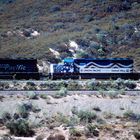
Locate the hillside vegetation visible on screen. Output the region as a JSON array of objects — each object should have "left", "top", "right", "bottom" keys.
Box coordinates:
[{"left": 0, "top": 0, "right": 140, "bottom": 69}]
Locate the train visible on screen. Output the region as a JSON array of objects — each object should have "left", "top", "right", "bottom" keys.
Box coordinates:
[
  {"left": 0, "top": 59, "right": 39, "bottom": 80},
  {"left": 50, "top": 58, "right": 140, "bottom": 80},
  {"left": 0, "top": 58, "right": 139, "bottom": 80}
]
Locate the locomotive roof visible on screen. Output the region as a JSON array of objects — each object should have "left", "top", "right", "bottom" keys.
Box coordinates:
[
  {"left": 0, "top": 58, "right": 36, "bottom": 60},
  {"left": 64, "top": 58, "right": 133, "bottom": 63},
  {"left": 74, "top": 58, "right": 132, "bottom": 60}
]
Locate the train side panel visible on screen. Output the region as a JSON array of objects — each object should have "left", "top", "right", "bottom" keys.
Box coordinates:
[
  {"left": 50, "top": 58, "right": 140, "bottom": 80},
  {"left": 73, "top": 58, "right": 133, "bottom": 74},
  {"left": 0, "top": 59, "right": 39, "bottom": 79}
]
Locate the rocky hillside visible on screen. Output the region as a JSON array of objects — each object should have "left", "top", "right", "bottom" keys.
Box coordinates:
[{"left": 0, "top": 0, "right": 140, "bottom": 69}]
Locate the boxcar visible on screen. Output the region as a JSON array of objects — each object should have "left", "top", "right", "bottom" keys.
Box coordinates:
[{"left": 0, "top": 59, "right": 39, "bottom": 79}]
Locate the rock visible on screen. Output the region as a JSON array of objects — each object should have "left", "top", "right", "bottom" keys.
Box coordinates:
[
  {"left": 84, "top": 15, "right": 93, "bottom": 22},
  {"left": 22, "top": 30, "right": 31, "bottom": 37},
  {"left": 92, "top": 106, "right": 101, "bottom": 112},
  {"left": 21, "top": 28, "right": 40, "bottom": 38},
  {"left": 49, "top": 5, "right": 61, "bottom": 12},
  {"left": 133, "top": 131, "right": 140, "bottom": 140}
]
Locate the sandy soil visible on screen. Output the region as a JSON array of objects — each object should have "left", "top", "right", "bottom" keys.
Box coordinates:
[{"left": 0, "top": 91, "right": 140, "bottom": 140}]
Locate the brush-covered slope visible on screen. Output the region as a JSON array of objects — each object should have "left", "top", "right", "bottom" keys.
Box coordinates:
[{"left": 0, "top": 0, "right": 140, "bottom": 69}]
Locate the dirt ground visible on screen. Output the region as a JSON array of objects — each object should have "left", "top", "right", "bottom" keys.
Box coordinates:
[{"left": 0, "top": 90, "right": 140, "bottom": 140}]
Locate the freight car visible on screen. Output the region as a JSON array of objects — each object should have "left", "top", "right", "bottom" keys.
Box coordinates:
[
  {"left": 0, "top": 59, "right": 39, "bottom": 79},
  {"left": 49, "top": 58, "right": 140, "bottom": 80}
]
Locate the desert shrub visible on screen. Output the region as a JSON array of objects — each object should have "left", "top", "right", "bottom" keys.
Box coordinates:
[
  {"left": 47, "top": 82, "right": 58, "bottom": 89},
  {"left": 57, "top": 80, "right": 68, "bottom": 89},
  {"left": 25, "top": 82, "right": 37, "bottom": 90},
  {"left": 1, "top": 112, "right": 12, "bottom": 122},
  {"left": 76, "top": 50, "right": 89, "bottom": 58},
  {"left": 53, "top": 22, "right": 65, "bottom": 30},
  {"left": 98, "top": 80, "right": 125, "bottom": 91},
  {"left": 54, "top": 112, "right": 69, "bottom": 124},
  {"left": 89, "top": 41, "right": 101, "bottom": 50},
  {"left": 107, "top": 91, "right": 119, "bottom": 98},
  {"left": 69, "top": 127, "right": 83, "bottom": 137},
  {"left": 103, "top": 112, "right": 114, "bottom": 119},
  {"left": 39, "top": 94, "right": 49, "bottom": 99},
  {"left": 67, "top": 80, "right": 80, "bottom": 90},
  {"left": 0, "top": 82, "right": 9, "bottom": 90},
  {"left": 123, "top": 110, "right": 140, "bottom": 121},
  {"left": 39, "top": 83, "right": 48, "bottom": 89},
  {"left": 71, "top": 106, "right": 78, "bottom": 115},
  {"left": 97, "top": 81, "right": 112, "bottom": 90},
  {"left": 96, "top": 117, "right": 106, "bottom": 124},
  {"left": 86, "top": 79, "right": 136, "bottom": 91},
  {"left": 76, "top": 110, "right": 97, "bottom": 123},
  {"left": 18, "top": 103, "right": 31, "bottom": 118},
  {"left": 18, "top": 102, "right": 40, "bottom": 118},
  {"left": 114, "top": 78, "right": 125, "bottom": 89},
  {"left": 96, "top": 30, "right": 108, "bottom": 44},
  {"left": 27, "top": 92, "right": 39, "bottom": 100},
  {"left": 85, "top": 123, "right": 99, "bottom": 137},
  {"left": 67, "top": 116, "right": 80, "bottom": 127},
  {"left": 86, "top": 79, "right": 99, "bottom": 90},
  {"left": 124, "top": 80, "right": 136, "bottom": 89},
  {"left": 53, "top": 87, "right": 68, "bottom": 98},
  {"left": 6, "top": 118, "right": 34, "bottom": 136},
  {"left": 97, "top": 48, "right": 106, "bottom": 57}
]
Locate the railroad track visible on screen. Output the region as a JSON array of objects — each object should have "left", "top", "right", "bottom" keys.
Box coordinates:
[{"left": 0, "top": 90, "right": 140, "bottom": 96}]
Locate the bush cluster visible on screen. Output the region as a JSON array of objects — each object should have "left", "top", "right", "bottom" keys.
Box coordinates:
[
  {"left": 76, "top": 110, "right": 97, "bottom": 123},
  {"left": 0, "top": 79, "right": 137, "bottom": 91},
  {"left": 0, "top": 102, "right": 40, "bottom": 136},
  {"left": 6, "top": 118, "right": 34, "bottom": 136}
]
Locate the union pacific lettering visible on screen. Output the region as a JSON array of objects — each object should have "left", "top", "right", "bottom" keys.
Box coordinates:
[{"left": 0, "top": 64, "right": 26, "bottom": 71}]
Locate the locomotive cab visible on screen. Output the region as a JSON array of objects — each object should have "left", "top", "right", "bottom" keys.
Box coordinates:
[{"left": 49, "top": 58, "right": 76, "bottom": 79}]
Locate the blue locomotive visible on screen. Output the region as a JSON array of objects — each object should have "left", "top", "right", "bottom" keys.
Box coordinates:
[{"left": 49, "top": 58, "right": 139, "bottom": 80}]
